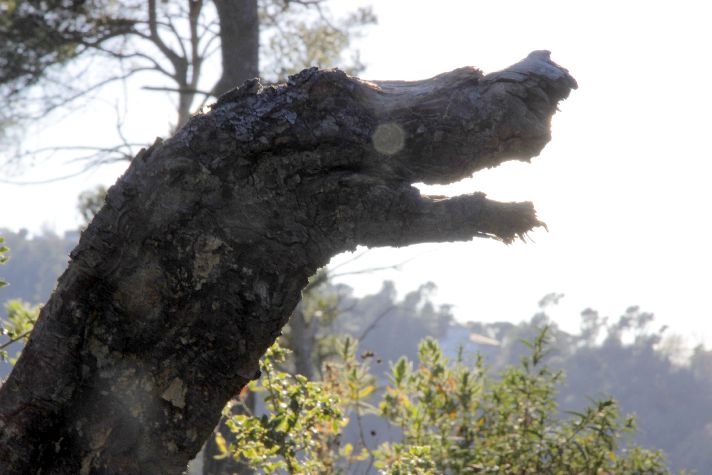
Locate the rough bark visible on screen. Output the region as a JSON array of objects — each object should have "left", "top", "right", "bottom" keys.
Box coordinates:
[{"left": 0, "top": 51, "right": 576, "bottom": 474}]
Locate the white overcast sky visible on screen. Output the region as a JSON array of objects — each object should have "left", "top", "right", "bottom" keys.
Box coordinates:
[{"left": 1, "top": 1, "right": 711, "bottom": 344}]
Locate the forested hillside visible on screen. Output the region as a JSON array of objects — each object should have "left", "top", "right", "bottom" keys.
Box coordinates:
[
  {"left": 0, "top": 228, "right": 77, "bottom": 306},
  {"left": 288, "top": 280, "right": 712, "bottom": 473},
  {"left": 2, "top": 232, "right": 711, "bottom": 472}
]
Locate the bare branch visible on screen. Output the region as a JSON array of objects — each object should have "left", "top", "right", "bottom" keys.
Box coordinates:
[
  {"left": 358, "top": 306, "right": 398, "bottom": 342},
  {"left": 165, "top": 11, "right": 189, "bottom": 60},
  {"left": 4, "top": 66, "right": 159, "bottom": 128},
  {"left": 81, "top": 43, "right": 176, "bottom": 81},
  {"left": 286, "top": 0, "right": 326, "bottom": 7},
  {"left": 113, "top": 100, "right": 137, "bottom": 159},
  {"left": 198, "top": 28, "right": 221, "bottom": 60},
  {"left": 3, "top": 142, "right": 139, "bottom": 180},
  {"left": 198, "top": 16, "right": 221, "bottom": 38},
  {"left": 0, "top": 158, "right": 122, "bottom": 185},
  {"left": 40, "top": 67, "right": 158, "bottom": 117},
  {"left": 141, "top": 85, "right": 213, "bottom": 96},
  {"left": 147, "top": 0, "right": 187, "bottom": 77},
  {"left": 329, "top": 256, "right": 418, "bottom": 279},
  {"left": 0, "top": 330, "right": 34, "bottom": 351}
]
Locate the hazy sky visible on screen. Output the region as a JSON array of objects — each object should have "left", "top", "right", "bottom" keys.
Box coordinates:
[{"left": 2, "top": 1, "right": 711, "bottom": 344}]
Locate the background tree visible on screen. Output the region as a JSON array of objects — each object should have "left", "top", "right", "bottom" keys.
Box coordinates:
[
  {"left": 0, "top": 0, "right": 375, "bottom": 166},
  {"left": 458, "top": 299, "right": 712, "bottom": 474}
]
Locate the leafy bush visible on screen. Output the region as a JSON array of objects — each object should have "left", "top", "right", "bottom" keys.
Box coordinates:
[
  {"left": 0, "top": 238, "right": 40, "bottom": 365},
  {"left": 0, "top": 236, "right": 8, "bottom": 288},
  {"left": 0, "top": 299, "right": 39, "bottom": 364},
  {"left": 219, "top": 328, "right": 676, "bottom": 474}
]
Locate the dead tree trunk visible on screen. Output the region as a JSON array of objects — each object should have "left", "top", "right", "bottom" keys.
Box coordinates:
[{"left": 0, "top": 51, "right": 576, "bottom": 474}]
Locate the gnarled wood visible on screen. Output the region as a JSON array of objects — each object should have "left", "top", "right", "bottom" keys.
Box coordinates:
[{"left": 0, "top": 51, "right": 576, "bottom": 474}]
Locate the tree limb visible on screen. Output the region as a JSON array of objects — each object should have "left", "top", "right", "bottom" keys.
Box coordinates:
[
  {"left": 147, "top": 0, "right": 186, "bottom": 75},
  {"left": 0, "top": 51, "right": 576, "bottom": 474}
]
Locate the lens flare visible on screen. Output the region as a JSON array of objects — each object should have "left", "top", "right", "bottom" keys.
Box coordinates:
[{"left": 372, "top": 122, "right": 405, "bottom": 156}]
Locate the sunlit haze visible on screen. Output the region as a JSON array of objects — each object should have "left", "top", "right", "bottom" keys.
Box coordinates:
[{"left": 2, "top": 1, "right": 711, "bottom": 346}]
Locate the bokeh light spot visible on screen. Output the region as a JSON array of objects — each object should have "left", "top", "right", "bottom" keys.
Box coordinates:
[{"left": 372, "top": 122, "right": 405, "bottom": 156}]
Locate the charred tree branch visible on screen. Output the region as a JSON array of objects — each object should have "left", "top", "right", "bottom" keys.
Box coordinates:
[{"left": 0, "top": 51, "right": 576, "bottom": 474}]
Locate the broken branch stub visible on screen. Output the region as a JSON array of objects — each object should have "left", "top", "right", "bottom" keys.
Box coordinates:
[{"left": 0, "top": 51, "right": 576, "bottom": 474}]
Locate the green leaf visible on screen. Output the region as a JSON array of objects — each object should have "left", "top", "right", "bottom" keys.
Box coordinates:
[
  {"left": 213, "top": 432, "right": 229, "bottom": 459},
  {"left": 357, "top": 384, "right": 375, "bottom": 399}
]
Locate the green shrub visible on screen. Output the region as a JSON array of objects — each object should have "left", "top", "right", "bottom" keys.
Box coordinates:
[{"left": 220, "top": 327, "right": 675, "bottom": 474}]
